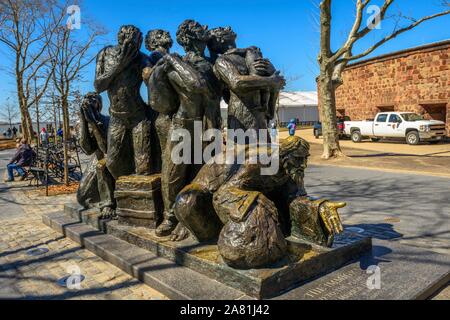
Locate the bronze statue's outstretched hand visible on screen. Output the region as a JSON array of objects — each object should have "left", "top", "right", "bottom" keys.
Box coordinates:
[{"left": 319, "top": 201, "right": 345, "bottom": 235}]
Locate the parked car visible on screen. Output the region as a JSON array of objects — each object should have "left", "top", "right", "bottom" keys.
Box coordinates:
[
  {"left": 314, "top": 117, "right": 350, "bottom": 139},
  {"left": 344, "top": 112, "right": 446, "bottom": 145}
]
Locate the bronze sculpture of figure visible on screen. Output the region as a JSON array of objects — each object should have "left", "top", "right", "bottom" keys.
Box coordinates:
[
  {"left": 207, "top": 27, "right": 237, "bottom": 65},
  {"left": 73, "top": 22, "right": 350, "bottom": 272},
  {"left": 206, "top": 26, "right": 237, "bottom": 109},
  {"left": 174, "top": 136, "right": 345, "bottom": 269},
  {"left": 143, "top": 29, "right": 175, "bottom": 173},
  {"left": 212, "top": 34, "right": 285, "bottom": 132},
  {"left": 77, "top": 93, "right": 116, "bottom": 219},
  {"left": 150, "top": 20, "right": 210, "bottom": 237},
  {"left": 94, "top": 25, "right": 153, "bottom": 179}
]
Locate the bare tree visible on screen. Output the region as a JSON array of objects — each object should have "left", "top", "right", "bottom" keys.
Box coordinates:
[
  {"left": 318, "top": 0, "right": 450, "bottom": 159},
  {"left": 0, "top": 98, "right": 20, "bottom": 131},
  {"left": 48, "top": 2, "right": 104, "bottom": 184},
  {"left": 0, "top": 0, "right": 65, "bottom": 141}
]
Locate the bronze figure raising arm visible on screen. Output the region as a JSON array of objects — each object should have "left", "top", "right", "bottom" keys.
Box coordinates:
[
  {"left": 165, "top": 54, "right": 208, "bottom": 94},
  {"left": 94, "top": 41, "right": 139, "bottom": 93}
]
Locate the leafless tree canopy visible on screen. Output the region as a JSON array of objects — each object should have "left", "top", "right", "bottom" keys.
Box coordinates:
[
  {"left": 0, "top": 99, "right": 20, "bottom": 127},
  {"left": 48, "top": 1, "right": 105, "bottom": 185},
  {"left": 0, "top": 0, "right": 65, "bottom": 140}
]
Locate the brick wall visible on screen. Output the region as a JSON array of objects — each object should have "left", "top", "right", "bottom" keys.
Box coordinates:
[{"left": 327, "top": 41, "right": 450, "bottom": 135}]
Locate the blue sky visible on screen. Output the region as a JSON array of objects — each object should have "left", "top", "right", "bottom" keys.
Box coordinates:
[{"left": 0, "top": 0, "right": 449, "bottom": 117}]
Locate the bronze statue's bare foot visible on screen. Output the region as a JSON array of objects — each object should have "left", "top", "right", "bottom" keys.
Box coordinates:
[
  {"left": 170, "top": 224, "right": 191, "bottom": 242},
  {"left": 100, "top": 207, "right": 117, "bottom": 220},
  {"left": 155, "top": 218, "right": 177, "bottom": 237}
]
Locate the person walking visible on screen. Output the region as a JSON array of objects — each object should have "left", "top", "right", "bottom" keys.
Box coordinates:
[
  {"left": 57, "top": 127, "right": 64, "bottom": 142},
  {"left": 6, "top": 128, "right": 12, "bottom": 138},
  {"left": 12, "top": 126, "right": 18, "bottom": 138},
  {"left": 5, "top": 139, "right": 34, "bottom": 182},
  {"left": 287, "top": 119, "right": 297, "bottom": 137},
  {"left": 40, "top": 128, "right": 49, "bottom": 147}
]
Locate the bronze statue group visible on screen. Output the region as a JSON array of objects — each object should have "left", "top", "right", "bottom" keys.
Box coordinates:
[{"left": 77, "top": 20, "right": 345, "bottom": 269}]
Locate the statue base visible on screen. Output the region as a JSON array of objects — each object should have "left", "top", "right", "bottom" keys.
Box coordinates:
[
  {"left": 114, "top": 175, "right": 163, "bottom": 229},
  {"left": 60, "top": 203, "right": 371, "bottom": 299},
  {"left": 44, "top": 204, "right": 450, "bottom": 300}
]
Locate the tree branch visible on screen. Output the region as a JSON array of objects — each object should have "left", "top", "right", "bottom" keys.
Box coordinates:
[
  {"left": 338, "top": 9, "right": 450, "bottom": 64},
  {"left": 330, "top": 0, "right": 371, "bottom": 63}
]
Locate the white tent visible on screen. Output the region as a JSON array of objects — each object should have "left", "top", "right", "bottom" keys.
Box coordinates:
[
  {"left": 277, "top": 91, "right": 319, "bottom": 125},
  {"left": 220, "top": 91, "right": 319, "bottom": 126}
]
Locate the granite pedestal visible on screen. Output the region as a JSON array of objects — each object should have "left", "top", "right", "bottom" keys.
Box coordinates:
[
  {"left": 60, "top": 203, "right": 371, "bottom": 299},
  {"left": 43, "top": 203, "right": 449, "bottom": 300}
]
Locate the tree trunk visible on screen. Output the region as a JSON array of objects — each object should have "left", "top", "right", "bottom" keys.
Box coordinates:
[
  {"left": 16, "top": 73, "right": 34, "bottom": 142},
  {"left": 319, "top": 69, "right": 344, "bottom": 159},
  {"left": 318, "top": 0, "right": 344, "bottom": 160},
  {"left": 18, "top": 105, "right": 34, "bottom": 142},
  {"left": 27, "top": 111, "right": 34, "bottom": 141}
]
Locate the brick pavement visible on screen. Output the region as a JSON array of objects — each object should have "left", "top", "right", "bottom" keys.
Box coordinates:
[{"left": 0, "top": 183, "right": 167, "bottom": 300}]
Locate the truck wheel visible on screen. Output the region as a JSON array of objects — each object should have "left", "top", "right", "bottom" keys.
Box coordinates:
[
  {"left": 351, "top": 131, "right": 362, "bottom": 143},
  {"left": 406, "top": 131, "right": 420, "bottom": 145}
]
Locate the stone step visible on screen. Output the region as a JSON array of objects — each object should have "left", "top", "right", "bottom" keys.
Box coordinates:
[
  {"left": 44, "top": 209, "right": 450, "bottom": 300},
  {"left": 43, "top": 212, "right": 251, "bottom": 300},
  {"left": 55, "top": 204, "right": 374, "bottom": 299}
]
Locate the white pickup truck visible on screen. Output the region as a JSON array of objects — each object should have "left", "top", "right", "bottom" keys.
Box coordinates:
[{"left": 344, "top": 112, "right": 447, "bottom": 145}]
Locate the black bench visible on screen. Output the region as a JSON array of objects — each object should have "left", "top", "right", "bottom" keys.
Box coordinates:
[{"left": 27, "top": 167, "right": 46, "bottom": 187}]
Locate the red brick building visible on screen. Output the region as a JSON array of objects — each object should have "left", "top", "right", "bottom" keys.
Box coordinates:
[{"left": 332, "top": 40, "right": 450, "bottom": 135}]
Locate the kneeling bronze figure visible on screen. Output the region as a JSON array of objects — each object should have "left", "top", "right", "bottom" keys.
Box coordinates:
[{"left": 173, "top": 136, "right": 346, "bottom": 269}]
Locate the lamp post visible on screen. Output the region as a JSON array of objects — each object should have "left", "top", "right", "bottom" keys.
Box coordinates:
[{"left": 6, "top": 97, "right": 12, "bottom": 133}]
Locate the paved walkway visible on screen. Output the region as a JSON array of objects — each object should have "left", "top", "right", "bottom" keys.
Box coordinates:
[
  {"left": 0, "top": 181, "right": 167, "bottom": 300},
  {"left": 305, "top": 165, "right": 450, "bottom": 256}
]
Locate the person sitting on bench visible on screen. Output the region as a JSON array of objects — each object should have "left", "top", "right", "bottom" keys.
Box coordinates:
[{"left": 5, "top": 139, "right": 34, "bottom": 182}]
